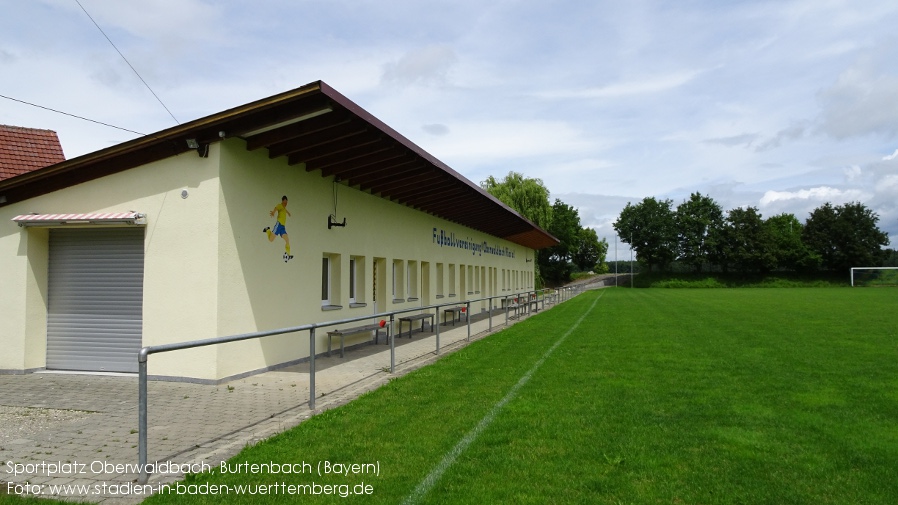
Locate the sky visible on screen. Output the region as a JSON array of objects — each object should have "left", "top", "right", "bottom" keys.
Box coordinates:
[{"left": 2, "top": 0, "right": 897, "bottom": 258}]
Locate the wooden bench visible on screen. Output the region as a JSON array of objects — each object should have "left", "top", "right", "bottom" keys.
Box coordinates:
[
  {"left": 505, "top": 299, "right": 521, "bottom": 319},
  {"left": 327, "top": 323, "right": 388, "bottom": 358},
  {"left": 398, "top": 312, "right": 435, "bottom": 338},
  {"left": 442, "top": 306, "right": 467, "bottom": 326},
  {"left": 528, "top": 295, "right": 540, "bottom": 313}
]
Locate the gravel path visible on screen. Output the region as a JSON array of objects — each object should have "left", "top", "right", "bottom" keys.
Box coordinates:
[{"left": 0, "top": 404, "right": 96, "bottom": 441}]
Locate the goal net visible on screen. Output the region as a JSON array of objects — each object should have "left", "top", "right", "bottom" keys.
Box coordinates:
[{"left": 850, "top": 267, "right": 898, "bottom": 287}]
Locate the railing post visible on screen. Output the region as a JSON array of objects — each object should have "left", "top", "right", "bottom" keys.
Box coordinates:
[
  {"left": 466, "top": 301, "right": 471, "bottom": 342},
  {"left": 488, "top": 297, "right": 492, "bottom": 332},
  {"left": 435, "top": 307, "right": 440, "bottom": 355},
  {"left": 389, "top": 314, "right": 395, "bottom": 373},
  {"left": 505, "top": 296, "right": 509, "bottom": 326},
  {"left": 138, "top": 356, "right": 149, "bottom": 485},
  {"left": 309, "top": 328, "right": 316, "bottom": 410}
]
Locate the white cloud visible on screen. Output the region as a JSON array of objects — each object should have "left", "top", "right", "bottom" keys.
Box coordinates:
[
  {"left": 883, "top": 149, "right": 898, "bottom": 161},
  {"left": 535, "top": 69, "right": 704, "bottom": 100},
  {"left": 754, "top": 123, "right": 808, "bottom": 152},
  {"left": 845, "top": 165, "right": 862, "bottom": 181},
  {"left": 47, "top": 0, "right": 227, "bottom": 45},
  {"left": 877, "top": 174, "right": 898, "bottom": 193},
  {"left": 703, "top": 133, "right": 759, "bottom": 148},
  {"left": 421, "top": 119, "right": 592, "bottom": 163},
  {"left": 422, "top": 123, "right": 450, "bottom": 136},
  {"left": 381, "top": 45, "right": 459, "bottom": 87},
  {"left": 817, "top": 55, "right": 898, "bottom": 139},
  {"left": 759, "top": 186, "right": 866, "bottom": 206}
]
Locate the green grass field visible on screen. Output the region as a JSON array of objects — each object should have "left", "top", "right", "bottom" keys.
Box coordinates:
[{"left": 4, "top": 288, "right": 897, "bottom": 504}]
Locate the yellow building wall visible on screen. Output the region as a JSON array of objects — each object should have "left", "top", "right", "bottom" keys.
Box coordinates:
[
  {"left": 0, "top": 148, "right": 223, "bottom": 377},
  {"left": 212, "top": 139, "right": 536, "bottom": 379},
  {"left": 0, "top": 223, "right": 36, "bottom": 371},
  {"left": 0, "top": 138, "right": 536, "bottom": 381}
]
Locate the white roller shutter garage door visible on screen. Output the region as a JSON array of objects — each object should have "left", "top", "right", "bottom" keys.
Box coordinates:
[{"left": 46, "top": 228, "right": 145, "bottom": 373}]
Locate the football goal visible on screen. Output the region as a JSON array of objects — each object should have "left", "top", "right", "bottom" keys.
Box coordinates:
[{"left": 850, "top": 267, "right": 898, "bottom": 287}]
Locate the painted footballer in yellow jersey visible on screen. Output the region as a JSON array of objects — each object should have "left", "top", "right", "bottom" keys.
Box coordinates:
[{"left": 263, "top": 195, "right": 293, "bottom": 262}]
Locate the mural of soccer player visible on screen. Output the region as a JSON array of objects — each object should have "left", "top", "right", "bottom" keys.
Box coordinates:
[{"left": 263, "top": 195, "right": 293, "bottom": 262}]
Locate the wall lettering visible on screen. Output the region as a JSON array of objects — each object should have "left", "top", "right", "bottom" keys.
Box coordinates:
[{"left": 432, "top": 227, "right": 516, "bottom": 258}]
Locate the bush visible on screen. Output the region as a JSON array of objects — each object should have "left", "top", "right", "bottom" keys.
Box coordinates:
[{"left": 631, "top": 272, "right": 849, "bottom": 288}]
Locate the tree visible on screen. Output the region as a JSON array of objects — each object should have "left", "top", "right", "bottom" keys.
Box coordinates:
[
  {"left": 483, "top": 171, "right": 554, "bottom": 285},
  {"left": 764, "top": 213, "right": 819, "bottom": 271},
  {"left": 719, "top": 206, "right": 776, "bottom": 273},
  {"left": 803, "top": 202, "right": 890, "bottom": 272},
  {"left": 675, "top": 192, "right": 724, "bottom": 272},
  {"left": 613, "top": 197, "right": 677, "bottom": 272},
  {"left": 541, "top": 199, "right": 582, "bottom": 284},
  {"left": 482, "top": 172, "right": 552, "bottom": 230},
  {"left": 573, "top": 227, "right": 609, "bottom": 272},
  {"left": 882, "top": 249, "right": 898, "bottom": 267}
]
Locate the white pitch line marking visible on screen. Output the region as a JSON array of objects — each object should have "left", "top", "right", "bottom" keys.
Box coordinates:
[{"left": 401, "top": 292, "right": 603, "bottom": 505}]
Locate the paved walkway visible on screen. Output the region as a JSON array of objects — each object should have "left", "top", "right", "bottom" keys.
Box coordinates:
[{"left": 0, "top": 300, "right": 557, "bottom": 503}]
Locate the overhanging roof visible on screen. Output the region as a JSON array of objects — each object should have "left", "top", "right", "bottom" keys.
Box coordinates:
[{"left": 0, "top": 81, "right": 558, "bottom": 249}]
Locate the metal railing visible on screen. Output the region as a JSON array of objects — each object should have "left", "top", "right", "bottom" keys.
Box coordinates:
[{"left": 137, "top": 285, "right": 584, "bottom": 483}]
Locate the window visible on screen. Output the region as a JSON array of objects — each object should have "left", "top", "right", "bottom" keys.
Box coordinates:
[
  {"left": 321, "top": 257, "right": 331, "bottom": 305},
  {"left": 349, "top": 258, "right": 356, "bottom": 303},
  {"left": 459, "top": 263, "right": 467, "bottom": 298},
  {"left": 392, "top": 259, "right": 405, "bottom": 303},
  {"left": 448, "top": 264, "right": 456, "bottom": 297},
  {"left": 467, "top": 265, "right": 474, "bottom": 294},
  {"left": 322, "top": 253, "right": 342, "bottom": 310},
  {"left": 407, "top": 260, "right": 418, "bottom": 301},
  {"left": 349, "top": 255, "right": 366, "bottom": 308},
  {"left": 436, "top": 263, "right": 444, "bottom": 298}
]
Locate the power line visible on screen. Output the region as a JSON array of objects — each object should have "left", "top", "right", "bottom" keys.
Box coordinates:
[
  {"left": 74, "top": 0, "right": 180, "bottom": 125},
  {"left": 0, "top": 93, "right": 146, "bottom": 135}
]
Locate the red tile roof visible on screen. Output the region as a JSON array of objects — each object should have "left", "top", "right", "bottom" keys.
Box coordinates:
[{"left": 0, "top": 125, "right": 65, "bottom": 181}]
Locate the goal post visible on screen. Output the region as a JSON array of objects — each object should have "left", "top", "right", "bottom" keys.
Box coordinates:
[{"left": 850, "top": 267, "right": 898, "bottom": 287}]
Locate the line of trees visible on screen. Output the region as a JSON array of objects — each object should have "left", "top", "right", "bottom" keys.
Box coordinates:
[
  {"left": 613, "top": 193, "right": 892, "bottom": 274},
  {"left": 483, "top": 172, "right": 608, "bottom": 286}
]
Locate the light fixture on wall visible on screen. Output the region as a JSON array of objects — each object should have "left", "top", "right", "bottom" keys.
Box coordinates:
[
  {"left": 328, "top": 177, "right": 347, "bottom": 229},
  {"left": 185, "top": 138, "right": 209, "bottom": 158}
]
